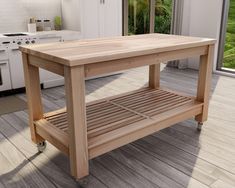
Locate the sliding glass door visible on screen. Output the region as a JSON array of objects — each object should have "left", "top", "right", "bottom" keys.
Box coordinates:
[
  {"left": 124, "top": 0, "right": 174, "bottom": 35},
  {"left": 154, "top": 0, "right": 173, "bottom": 34},
  {"left": 128, "top": 0, "right": 150, "bottom": 35},
  {"left": 218, "top": 0, "right": 235, "bottom": 72}
]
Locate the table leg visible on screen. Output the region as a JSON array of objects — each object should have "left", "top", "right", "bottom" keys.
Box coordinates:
[
  {"left": 64, "top": 65, "right": 89, "bottom": 179},
  {"left": 149, "top": 64, "right": 160, "bottom": 89},
  {"left": 22, "top": 53, "right": 44, "bottom": 143},
  {"left": 195, "top": 44, "right": 215, "bottom": 123}
]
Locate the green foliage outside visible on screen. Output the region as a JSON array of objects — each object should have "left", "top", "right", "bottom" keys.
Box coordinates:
[
  {"left": 154, "top": 0, "right": 172, "bottom": 34},
  {"left": 223, "top": 0, "right": 235, "bottom": 69},
  {"left": 128, "top": 0, "right": 172, "bottom": 35}
]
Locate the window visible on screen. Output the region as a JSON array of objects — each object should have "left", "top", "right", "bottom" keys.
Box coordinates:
[
  {"left": 123, "top": 0, "right": 174, "bottom": 35},
  {"left": 154, "top": 0, "right": 173, "bottom": 34},
  {"left": 128, "top": 0, "right": 150, "bottom": 35}
]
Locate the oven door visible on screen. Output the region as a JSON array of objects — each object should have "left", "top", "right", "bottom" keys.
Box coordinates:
[
  {"left": 8, "top": 46, "right": 25, "bottom": 89},
  {"left": 0, "top": 61, "right": 12, "bottom": 91}
]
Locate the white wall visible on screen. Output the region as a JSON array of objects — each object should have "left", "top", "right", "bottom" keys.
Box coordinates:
[
  {"left": 0, "top": 0, "right": 62, "bottom": 33},
  {"left": 182, "top": 0, "right": 223, "bottom": 70},
  {"left": 61, "top": 0, "right": 81, "bottom": 32}
]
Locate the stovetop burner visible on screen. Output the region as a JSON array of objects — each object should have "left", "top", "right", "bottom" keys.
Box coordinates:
[{"left": 3, "top": 33, "right": 28, "bottom": 37}]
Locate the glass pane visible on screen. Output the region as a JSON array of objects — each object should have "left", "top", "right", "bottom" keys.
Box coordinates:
[
  {"left": 154, "top": 0, "right": 173, "bottom": 34},
  {"left": 223, "top": 0, "right": 235, "bottom": 69},
  {"left": 128, "top": 0, "right": 150, "bottom": 35}
]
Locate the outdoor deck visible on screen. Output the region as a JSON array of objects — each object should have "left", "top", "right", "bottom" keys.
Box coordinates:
[{"left": 0, "top": 66, "right": 235, "bottom": 188}]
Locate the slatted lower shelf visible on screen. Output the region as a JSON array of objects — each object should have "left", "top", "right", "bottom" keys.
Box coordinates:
[{"left": 34, "top": 87, "right": 203, "bottom": 158}]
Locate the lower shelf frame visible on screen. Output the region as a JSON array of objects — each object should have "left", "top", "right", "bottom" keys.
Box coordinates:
[{"left": 34, "top": 87, "right": 203, "bottom": 159}]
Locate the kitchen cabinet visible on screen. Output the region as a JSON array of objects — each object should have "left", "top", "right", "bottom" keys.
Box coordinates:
[{"left": 81, "top": 0, "right": 122, "bottom": 39}]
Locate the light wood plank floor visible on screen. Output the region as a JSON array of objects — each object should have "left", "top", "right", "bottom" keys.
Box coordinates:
[{"left": 0, "top": 66, "right": 235, "bottom": 188}]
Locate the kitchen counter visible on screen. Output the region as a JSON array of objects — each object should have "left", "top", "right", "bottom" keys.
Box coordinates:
[{"left": 0, "top": 30, "right": 81, "bottom": 39}]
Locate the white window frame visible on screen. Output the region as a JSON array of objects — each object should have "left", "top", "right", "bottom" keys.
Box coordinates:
[{"left": 217, "top": 0, "right": 235, "bottom": 74}]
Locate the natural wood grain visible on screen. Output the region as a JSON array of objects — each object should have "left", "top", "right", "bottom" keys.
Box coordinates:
[
  {"left": 22, "top": 53, "right": 44, "bottom": 143},
  {"left": 35, "top": 88, "right": 201, "bottom": 159},
  {"left": 149, "top": 64, "right": 160, "bottom": 88},
  {"left": 195, "top": 44, "right": 215, "bottom": 122},
  {"left": 20, "top": 34, "right": 216, "bottom": 181},
  {"left": 64, "top": 65, "right": 89, "bottom": 179},
  {"left": 84, "top": 46, "right": 208, "bottom": 78},
  {"left": 28, "top": 55, "right": 64, "bottom": 76},
  {"left": 20, "top": 34, "right": 215, "bottom": 66},
  {"left": 35, "top": 119, "right": 69, "bottom": 154}
]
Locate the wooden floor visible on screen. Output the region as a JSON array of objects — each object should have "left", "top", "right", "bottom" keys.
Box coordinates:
[{"left": 0, "top": 65, "right": 235, "bottom": 188}]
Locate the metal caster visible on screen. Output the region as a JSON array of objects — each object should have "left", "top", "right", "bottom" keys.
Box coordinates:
[
  {"left": 37, "top": 141, "right": 47, "bottom": 152},
  {"left": 197, "top": 122, "right": 203, "bottom": 131},
  {"left": 77, "top": 177, "right": 89, "bottom": 187}
]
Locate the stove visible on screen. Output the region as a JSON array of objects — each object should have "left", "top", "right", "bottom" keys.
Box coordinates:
[{"left": 0, "top": 33, "right": 39, "bottom": 90}]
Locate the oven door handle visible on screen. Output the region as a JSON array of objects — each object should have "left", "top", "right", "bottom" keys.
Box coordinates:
[
  {"left": 11, "top": 48, "right": 19, "bottom": 51},
  {"left": 0, "top": 62, "right": 7, "bottom": 65}
]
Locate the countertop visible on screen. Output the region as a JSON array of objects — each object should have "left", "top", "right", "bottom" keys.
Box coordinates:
[
  {"left": 0, "top": 30, "right": 81, "bottom": 39},
  {"left": 20, "top": 33, "right": 216, "bottom": 67}
]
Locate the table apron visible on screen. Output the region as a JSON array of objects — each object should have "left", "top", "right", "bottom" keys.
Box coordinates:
[{"left": 27, "top": 45, "right": 208, "bottom": 78}]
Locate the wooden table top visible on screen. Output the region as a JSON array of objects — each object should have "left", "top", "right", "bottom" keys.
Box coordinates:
[{"left": 20, "top": 34, "right": 216, "bottom": 67}]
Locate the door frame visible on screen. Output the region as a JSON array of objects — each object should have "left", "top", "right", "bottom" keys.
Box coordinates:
[
  {"left": 217, "top": 0, "right": 229, "bottom": 70},
  {"left": 217, "top": 0, "right": 234, "bottom": 73}
]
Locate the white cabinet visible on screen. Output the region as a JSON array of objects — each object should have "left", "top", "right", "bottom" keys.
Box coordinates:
[
  {"left": 81, "top": 0, "right": 122, "bottom": 39},
  {"left": 81, "top": 0, "right": 100, "bottom": 39},
  {"left": 99, "top": 0, "right": 122, "bottom": 38}
]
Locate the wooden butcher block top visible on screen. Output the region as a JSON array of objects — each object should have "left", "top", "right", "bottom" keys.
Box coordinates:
[{"left": 20, "top": 33, "right": 216, "bottom": 67}]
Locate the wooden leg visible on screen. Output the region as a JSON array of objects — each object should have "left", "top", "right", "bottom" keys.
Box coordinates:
[
  {"left": 195, "top": 45, "right": 215, "bottom": 123},
  {"left": 64, "top": 65, "right": 89, "bottom": 179},
  {"left": 22, "top": 53, "right": 44, "bottom": 143},
  {"left": 149, "top": 64, "right": 160, "bottom": 89}
]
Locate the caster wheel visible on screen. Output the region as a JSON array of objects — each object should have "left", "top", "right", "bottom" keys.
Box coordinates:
[
  {"left": 37, "top": 141, "right": 47, "bottom": 152},
  {"left": 197, "top": 122, "right": 203, "bottom": 131},
  {"left": 78, "top": 177, "right": 89, "bottom": 187}
]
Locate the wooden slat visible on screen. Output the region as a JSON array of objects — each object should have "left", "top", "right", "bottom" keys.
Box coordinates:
[
  {"left": 88, "top": 102, "right": 203, "bottom": 159},
  {"left": 110, "top": 90, "right": 167, "bottom": 105},
  {"left": 35, "top": 88, "right": 202, "bottom": 161}
]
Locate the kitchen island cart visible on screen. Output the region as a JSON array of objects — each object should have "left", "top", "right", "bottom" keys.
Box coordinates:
[{"left": 20, "top": 34, "right": 215, "bottom": 180}]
